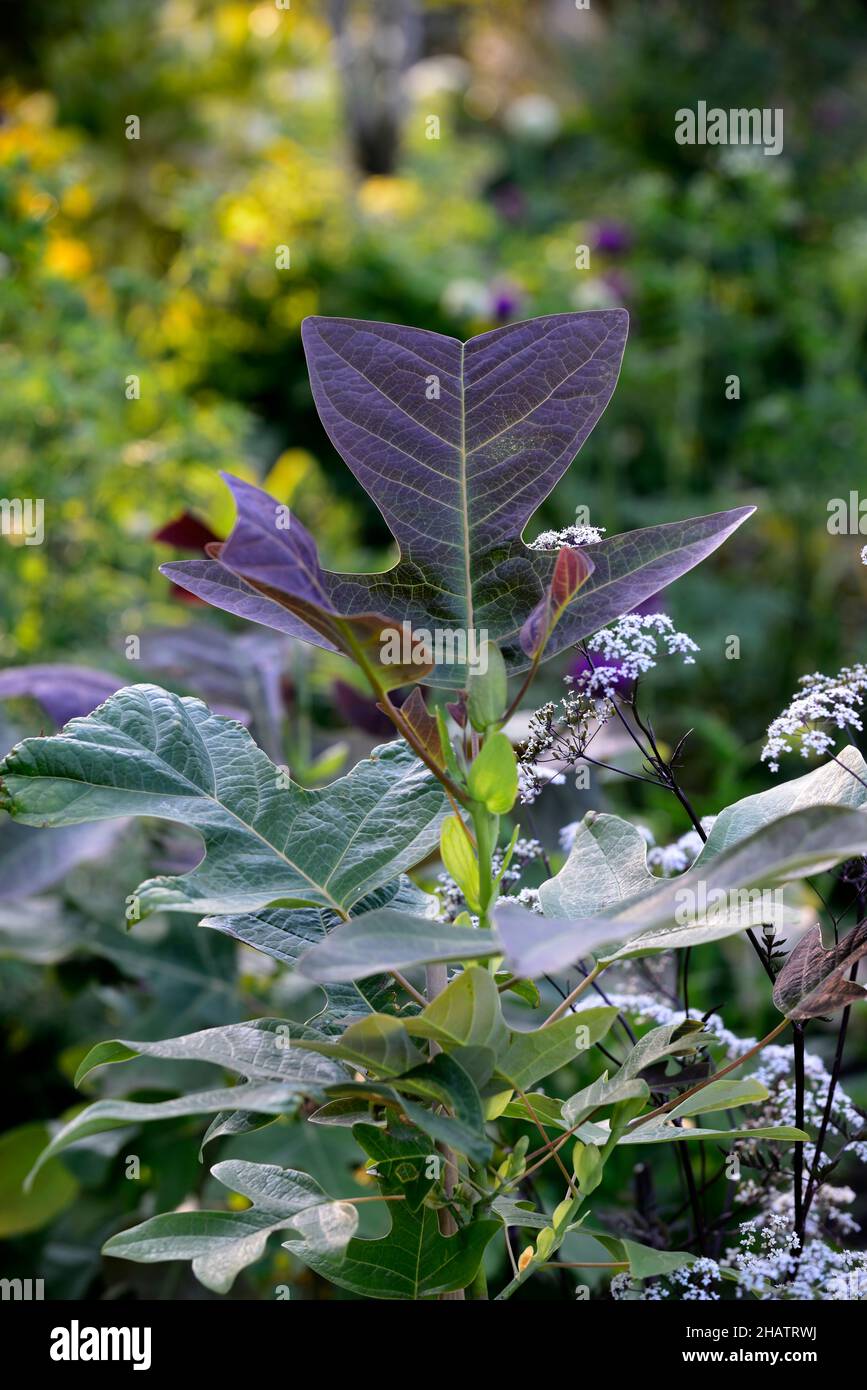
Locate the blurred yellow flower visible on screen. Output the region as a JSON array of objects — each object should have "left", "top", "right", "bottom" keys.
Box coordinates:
[
  {"left": 216, "top": 3, "right": 250, "bottom": 48},
  {"left": 17, "top": 184, "right": 57, "bottom": 221},
  {"left": 248, "top": 4, "right": 280, "bottom": 39},
  {"left": 264, "top": 448, "right": 316, "bottom": 502},
  {"left": 61, "top": 183, "right": 94, "bottom": 219},
  {"left": 43, "top": 236, "right": 92, "bottom": 278},
  {"left": 358, "top": 176, "right": 423, "bottom": 220}
]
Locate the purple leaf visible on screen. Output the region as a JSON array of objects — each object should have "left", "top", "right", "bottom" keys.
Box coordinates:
[
  {"left": 332, "top": 679, "right": 395, "bottom": 738},
  {"left": 165, "top": 313, "right": 753, "bottom": 688},
  {"left": 166, "top": 477, "right": 434, "bottom": 689},
  {"left": 0, "top": 820, "right": 127, "bottom": 899},
  {"left": 0, "top": 665, "right": 122, "bottom": 728},
  {"left": 153, "top": 511, "right": 221, "bottom": 551},
  {"left": 772, "top": 921, "right": 867, "bottom": 1021},
  {"left": 520, "top": 546, "right": 595, "bottom": 658}
]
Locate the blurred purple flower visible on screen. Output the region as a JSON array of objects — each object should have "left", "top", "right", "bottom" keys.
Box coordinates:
[
  {"left": 490, "top": 281, "right": 523, "bottom": 322},
  {"left": 592, "top": 221, "right": 632, "bottom": 255}
]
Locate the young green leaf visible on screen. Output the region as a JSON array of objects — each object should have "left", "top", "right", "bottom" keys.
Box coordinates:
[
  {"left": 467, "top": 732, "right": 518, "bottom": 814},
  {"left": 403, "top": 966, "right": 509, "bottom": 1055},
  {"left": 440, "top": 814, "right": 481, "bottom": 909},
  {"left": 466, "top": 641, "right": 508, "bottom": 732},
  {"left": 497, "top": 1006, "right": 617, "bottom": 1090}
]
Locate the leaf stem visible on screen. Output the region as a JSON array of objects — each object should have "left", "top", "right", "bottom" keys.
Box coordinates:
[
  {"left": 392, "top": 970, "right": 426, "bottom": 1007},
  {"left": 542, "top": 962, "right": 605, "bottom": 1025},
  {"left": 516, "top": 1087, "right": 578, "bottom": 1196},
  {"left": 624, "top": 1017, "right": 791, "bottom": 1133},
  {"left": 548, "top": 1260, "right": 628, "bottom": 1269}
]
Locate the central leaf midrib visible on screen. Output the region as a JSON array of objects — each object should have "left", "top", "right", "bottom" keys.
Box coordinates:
[{"left": 458, "top": 341, "right": 474, "bottom": 638}]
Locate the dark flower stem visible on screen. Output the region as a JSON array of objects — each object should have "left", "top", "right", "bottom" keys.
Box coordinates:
[
  {"left": 677, "top": 1145, "right": 706, "bottom": 1254},
  {"left": 793, "top": 1022, "right": 806, "bottom": 1245},
  {"left": 801, "top": 972, "right": 857, "bottom": 1227}
]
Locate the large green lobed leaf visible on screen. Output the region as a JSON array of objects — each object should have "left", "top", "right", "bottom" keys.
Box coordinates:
[{"left": 0, "top": 684, "right": 447, "bottom": 918}]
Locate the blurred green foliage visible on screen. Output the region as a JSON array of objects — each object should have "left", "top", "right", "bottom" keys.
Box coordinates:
[
  {"left": 2, "top": 0, "right": 867, "bottom": 1297},
  {"left": 2, "top": 0, "right": 866, "bottom": 729}
]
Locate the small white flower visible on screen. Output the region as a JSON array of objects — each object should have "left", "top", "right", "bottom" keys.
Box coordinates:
[
  {"left": 761, "top": 664, "right": 867, "bottom": 770},
  {"left": 584, "top": 613, "right": 699, "bottom": 683},
  {"left": 528, "top": 523, "right": 606, "bottom": 551}
]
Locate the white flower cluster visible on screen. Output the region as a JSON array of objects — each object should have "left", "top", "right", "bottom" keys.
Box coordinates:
[
  {"left": 517, "top": 692, "right": 610, "bottom": 805},
  {"left": 494, "top": 885, "right": 543, "bottom": 914},
  {"left": 584, "top": 613, "right": 699, "bottom": 683},
  {"left": 612, "top": 1221, "right": 867, "bottom": 1301},
  {"left": 612, "top": 1258, "right": 722, "bottom": 1301},
  {"left": 861, "top": 545, "right": 867, "bottom": 566},
  {"left": 644, "top": 818, "right": 716, "bottom": 876},
  {"left": 761, "top": 664, "right": 867, "bottom": 771},
  {"left": 729, "top": 1218, "right": 867, "bottom": 1300},
  {"left": 527, "top": 523, "right": 606, "bottom": 551},
  {"left": 747, "top": 1045, "right": 867, "bottom": 1171},
  {"left": 566, "top": 665, "right": 626, "bottom": 702}
]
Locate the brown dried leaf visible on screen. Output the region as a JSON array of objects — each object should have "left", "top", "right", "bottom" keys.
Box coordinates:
[{"left": 772, "top": 920, "right": 867, "bottom": 1020}]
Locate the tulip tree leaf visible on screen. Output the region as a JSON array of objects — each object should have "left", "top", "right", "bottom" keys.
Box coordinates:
[
  {"left": 0, "top": 684, "right": 447, "bottom": 919},
  {"left": 103, "top": 1160, "right": 357, "bottom": 1294},
  {"left": 325, "top": 1053, "right": 491, "bottom": 1164},
  {"left": 164, "top": 315, "right": 753, "bottom": 687},
  {"left": 697, "top": 746, "right": 867, "bottom": 866},
  {"left": 500, "top": 1093, "right": 565, "bottom": 1128},
  {"left": 29, "top": 1021, "right": 350, "bottom": 1183},
  {"left": 403, "top": 966, "right": 509, "bottom": 1055},
  {"left": 29, "top": 1081, "right": 321, "bottom": 1185},
  {"left": 617, "top": 1021, "right": 712, "bottom": 1079},
  {"left": 497, "top": 1006, "right": 617, "bottom": 1090},
  {"left": 297, "top": 909, "right": 498, "bottom": 982},
  {"left": 581, "top": 1228, "right": 698, "bottom": 1279},
  {"left": 562, "top": 1073, "right": 651, "bottom": 1129},
  {"left": 662, "top": 1077, "right": 769, "bottom": 1118},
  {"left": 497, "top": 806, "right": 867, "bottom": 976},
  {"left": 288, "top": 1014, "right": 425, "bottom": 1077},
  {"left": 352, "top": 1120, "right": 437, "bottom": 1213},
  {"left": 491, "top": 1198, "right": 553, "bottom": 1231},
  {"left": 772, "top": 920, "right": 867, "bottom": 1021},
  {"left": 539, "top": 812, "right": 654, "bottom": 918},
  {"left": 612, "top": 1120, "right": 808, "bottom": 1146},
  {"left": 286, "top": 1125, "right": 499, "bottom": 1298},
  {"left": 74, "top": 1019, "right": 347, "bottom": 1089}
]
